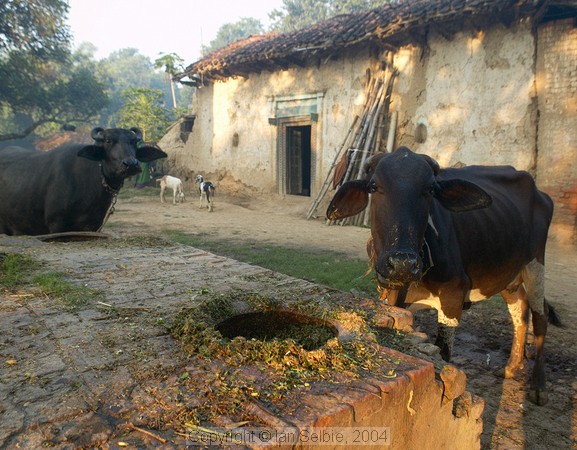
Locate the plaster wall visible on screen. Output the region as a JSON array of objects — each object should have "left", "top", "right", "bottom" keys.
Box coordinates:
[
  {"left": 169, "top": 48, "right": 375, "bottom": 195},
  {"left": 395, "top": 22, "right": 537, "bottom": 170},
  {"left": 159, "top": 18, "right": 577, "bottom": 242}
]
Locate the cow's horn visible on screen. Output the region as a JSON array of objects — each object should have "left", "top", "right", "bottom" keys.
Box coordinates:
[
  {"left": 422, "top": 154, "right": 440, "bottom": 175},
  {"left": 364, "top": 152, "right": 387, "bottom": 176},
  {"left": 130, "top": 127, "right": 143, "bottom": 140},
  {"left": 91, "top": 127, "right": 104, "bottom": 141}
]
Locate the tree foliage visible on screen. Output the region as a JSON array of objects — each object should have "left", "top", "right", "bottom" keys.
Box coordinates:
[
  {"left": 154, "top": 52, "right": 184, "bottom": 76},
  {"left": 117, "top": 88, "right": 171, "bottom": 142},
  {"left": 154, "top": 53, "right": 184, "bottom": 109},
  {"left": 0, "top": 0, "right": 108, "bottom": 141},
  {"left": 0, "top": 49, "right": 108, "bottom": 140},
  {"left": 202, "top": 17, "right": 265, "bottom": 55},
  {"left": 0, "top": 0, "right": 70, "bottom": 56},
  {"left": 203, "top": 0, "right": 387, "bottom": 55},
  {"left": 98, "top": 49, "right": 191, "bottom": 127},
  {"left": 269, "top": 0, "right": 386, "bottom": 33}
]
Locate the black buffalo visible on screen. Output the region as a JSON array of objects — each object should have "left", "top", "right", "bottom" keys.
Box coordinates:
[
  {"left": 327, "top": 146, "right": 555, "bottom": 405},
  {"left": 0, "top": 127, "right": 166, "bottom": 236}
]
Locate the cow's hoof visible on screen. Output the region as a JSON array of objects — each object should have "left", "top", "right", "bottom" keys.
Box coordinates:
[{"left": 528, "top": 388, "right": 548, "bottom": 406}]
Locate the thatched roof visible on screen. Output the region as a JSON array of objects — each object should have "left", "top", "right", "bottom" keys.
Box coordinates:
[{"left": 176, "top": 0, "right": 577, "bottom": 86}]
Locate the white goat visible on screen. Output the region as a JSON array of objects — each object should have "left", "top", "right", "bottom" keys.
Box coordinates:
[
  {"left": 159, "top": 175, "right": 185, "bottom": 204},
  {"left": 195, "top": 174, "right": 216, "bottom": 212}
]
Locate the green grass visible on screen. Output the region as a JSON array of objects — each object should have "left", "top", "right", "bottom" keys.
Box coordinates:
[
  {"left": 0, "top": 253, "right": 35, "bottom": 289},
  {"left": 117, "top": 185, "right": 160, "bottom": 199},
  {"left": 162, "top": 230, "right": 377, "bottom": 297},
  {"left": 32, "top": 271, "right": 99, "bottom": 308},
  {"left": 0, "top": 253, "right": 101, "bottom": 308}
]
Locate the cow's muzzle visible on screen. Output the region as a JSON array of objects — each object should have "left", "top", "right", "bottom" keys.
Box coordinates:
[
  {"left": 376, "top": 251, "right": 422, "bottom": 288},
  {"left": 123, "top": 158, "right": 141, "bottom": 176}
]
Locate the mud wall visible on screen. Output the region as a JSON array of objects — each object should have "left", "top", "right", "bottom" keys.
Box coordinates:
[
  {"left": 160, "top": 18, "right": 577, "bottom": 242},
  {"left": 161, "top": 47, "right": 377, "bottom": 195},
  {"left": 394, "top": 22, "right": 537, "bottom": 169}
]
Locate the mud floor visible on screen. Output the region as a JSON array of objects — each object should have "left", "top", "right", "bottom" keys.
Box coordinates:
[{"left": 1, "top": 191, "right": 576, "bottom": 449}]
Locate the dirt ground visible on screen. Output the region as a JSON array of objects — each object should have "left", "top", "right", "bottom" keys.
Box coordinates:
[
  {"left": 107, "top": 191, "right": 577, "bottom": 449},
  {"left": 1, "top": 190, "right": 576, "bottom": 448}
]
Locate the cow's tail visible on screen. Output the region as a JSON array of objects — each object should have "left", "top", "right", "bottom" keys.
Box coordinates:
[{"left": 546, "top": 300, "right": 564, "bottom": 328}]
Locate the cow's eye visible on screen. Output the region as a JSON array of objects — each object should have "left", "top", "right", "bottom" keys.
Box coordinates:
[
  {"left": 425, "top": 184, "right": 435, "bottom": 196},
  {"left": 368, "top": 182, "right": 378, "bottom": 193}
]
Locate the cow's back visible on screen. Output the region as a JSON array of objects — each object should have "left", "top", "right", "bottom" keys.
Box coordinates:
[{"left": 437, "top": 165, "right": 553, "bottom": 292}]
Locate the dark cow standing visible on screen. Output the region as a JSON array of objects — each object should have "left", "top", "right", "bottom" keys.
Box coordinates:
[
  {"left": 0, "top": 127, "right": 167, "bottom": 236},
  {"left": 327, "top": 146, "right": 555, "bottom": 405}
]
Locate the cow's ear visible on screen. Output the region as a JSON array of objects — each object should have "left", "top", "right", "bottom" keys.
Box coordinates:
[
  {"left": 77, "top": 145, "right": 106, "bottom": 161},
  {"left": 434, "top": 179, "right": 492, "bottom": 212},
  {"left": 136, "top": 145, "right": 167, "bottom": 162},
  {"left": 327, "top": 180, "right": 370, "bottom": 220}
]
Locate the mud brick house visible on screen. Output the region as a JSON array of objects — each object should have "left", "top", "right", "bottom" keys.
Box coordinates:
[{"left": 161, "top": 0, "right": 577, "bottom": 244}]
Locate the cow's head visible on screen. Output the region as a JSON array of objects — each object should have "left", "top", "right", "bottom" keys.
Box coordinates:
[
  {"left": 327, "top": 147, "right": 492, "bottom": 289},
  {"left": 77, "top": 127, "right": 167, "bottom": 182}
]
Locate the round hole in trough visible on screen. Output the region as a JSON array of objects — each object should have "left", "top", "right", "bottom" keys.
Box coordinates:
[{"left": 215, "top": 311, "right": 338, "bottom": 351}]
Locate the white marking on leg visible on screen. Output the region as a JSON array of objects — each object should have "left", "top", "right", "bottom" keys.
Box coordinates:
[
  {"left": 406, "top": 292, "right": 460, "bottom": 327},
  {"left": 467, "top": 289, "right": 489, "bottom": 302},
  {"left": 437, "top": 308, "right": 460, "bottom": 327},
  {"left": 507, "top": 300, "right": 525, "bottom": 329}
]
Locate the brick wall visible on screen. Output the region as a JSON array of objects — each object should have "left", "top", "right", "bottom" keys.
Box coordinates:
[{"left": 537, "top": 19, "right": 577, "bottom": 244}]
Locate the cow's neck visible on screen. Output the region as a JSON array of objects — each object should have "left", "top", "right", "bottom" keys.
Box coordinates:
[{"left": 99, "top": 164, "right": 124, "bottom": 194}]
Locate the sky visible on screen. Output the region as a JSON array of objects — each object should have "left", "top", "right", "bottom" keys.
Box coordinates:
[{"left": 66, "top": 0, "right": 284, "bottom": 66}]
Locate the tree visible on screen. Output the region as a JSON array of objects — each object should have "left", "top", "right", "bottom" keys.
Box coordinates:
[
  {"left": 269, "top": 0, "right": 386, "bottom": 33},
  {"left": 0, "top": 0, "right": 70, "bottom": 56},
  {"left": 0, "top": 49, "right": 108, "bottom": 141},
  {"left": 0, "top": 0, "right": 109, "bottom": 141},
  {"left": 99, "top": 48, "right": 186, "bottom": 127},
  {"left": 117, "top": 88, "right": 170, "bottom": 142},
  {"left": 202, "top": 17, "right": 264, "bottom": 54},
  {"left": 154, "top": 53, "right": 184, "bottom": 109},
  {"left": 269, "top": 0, "right": 331, "bottom": 33}
]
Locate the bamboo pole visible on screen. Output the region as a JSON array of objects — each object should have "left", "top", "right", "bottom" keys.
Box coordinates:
[
  {"left": 306, "top": 115, "right": 359, "bottom": 219},
  {"left": 310, "top": 61, "right": 398, "bottom": 226},
  {"left": 386, "top": 110, "right": 398, "bottom": 153}
]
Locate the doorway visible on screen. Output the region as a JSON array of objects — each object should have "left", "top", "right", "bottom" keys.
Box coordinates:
[
  {"left": 277, "top": 117, "right": 315, "bottom": 197},
  {"left": 286, "top": 125, "right": 311, "bottom": 196}
]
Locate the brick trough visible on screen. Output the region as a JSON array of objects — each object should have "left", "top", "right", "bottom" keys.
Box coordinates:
[{"left": 0, "top": 235, "right": 483, "bottom": 448}]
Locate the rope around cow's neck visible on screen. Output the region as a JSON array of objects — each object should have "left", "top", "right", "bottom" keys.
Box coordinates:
[
  {"left": 97, "top": 191, "right": 117, "bottom": 232},
  {"left": 97, "top": 163, "right": 122, "bottom": 232}
]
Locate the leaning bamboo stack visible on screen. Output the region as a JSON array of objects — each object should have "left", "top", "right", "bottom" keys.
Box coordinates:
[{"left": 306, "top": 59, "right": 398, "bottom": 224}]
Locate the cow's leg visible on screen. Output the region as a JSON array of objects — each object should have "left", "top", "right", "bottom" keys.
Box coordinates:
[
  {"left": 434, "top": 284, "right": 466, "bottom": 361},
  {"left": 529, "top": 309, "right": 548, "bottom": 405},
  {"left": 523, "top": 259, "right": 548, "bottom": 405},
  {"left": 501, "top": 285, "right": 529, "bottom": 378},
  {"left": 160, "top": 186, "right": 165, "bottom": 203},
  {"left": 435, "top": 322, "right": 457, "bottom": 361}
]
